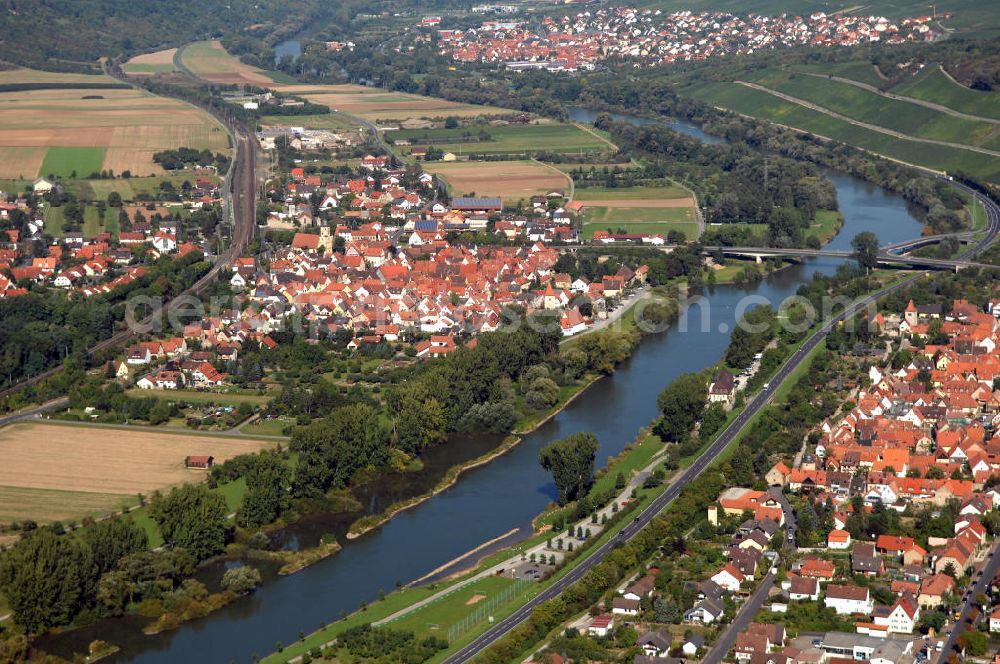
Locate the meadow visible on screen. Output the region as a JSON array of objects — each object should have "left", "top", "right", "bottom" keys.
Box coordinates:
[
  {"left": 421, "top": 160, "right": 570, "bottom": 201},
  {"left": 179, "top": 40, "right": 291, "bottom": 85},
  {"left": 0, "top": 69, "right": 229, "bottom": 180},
  {"left": 122, "top": 48, "right": 180, "bottom": 75},
  {"left": 388, "top": 123, "right": 610, "bottom": 156},
  {"left": 0, "top": 421, "right": 275, "bottom": 523}
]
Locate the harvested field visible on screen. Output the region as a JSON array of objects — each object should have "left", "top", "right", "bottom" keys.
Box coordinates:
[
  {"left": 0, "top": 68, "right": 116, "bottom": 86},
  {"left": 0, "top": 421, "right": 275, "bottom": 497},
  {"left": 0, "top": 147, "right": 46, "bottom": 179},
  {"left": 0, "top": 70, "right": 229, "bottom": 178},
  {"left": 422, "top": 160, "right": 570, "bottom": 201},
  {"left": 181, "top": 40, "right": 280, "bottom": 86},
  {"left": 275, "top": 84, "right": 508, "bottom": 122},
  {"left": 124, "top": 48, "right": 180, "bottom": 75},
  {"left": 0, "top": 486, "right": 131, "bottom": 524}
]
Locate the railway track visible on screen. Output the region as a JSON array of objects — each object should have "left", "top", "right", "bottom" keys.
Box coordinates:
[{"left": 0, "top": 64, "right": 257, "bottom": 402}]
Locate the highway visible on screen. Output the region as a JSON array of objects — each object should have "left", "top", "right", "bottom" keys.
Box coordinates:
[{"left": 442, "top": 177, "right": 1000, "bottom": 663}]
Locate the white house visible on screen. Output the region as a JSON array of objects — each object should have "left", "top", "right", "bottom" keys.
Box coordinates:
[
  {"left": 611, "top": 597, "right": 640, "bottom": 617},
  {"left": 587, "top": 614, "right": 614, "bottom": 637},
  {"left": 825, "top": 584, "right": 873, "bottom": 615},
  {"left": 152, "top": 231, "right": 177, "bottom": 253},
  {"left": 788, "top": 576, "right": 820, "bottom": 601},
  {"left": 710, "top": 564, "right": 744, "bottom": 593},
  {"left": 990, "top": 606, "right": 1000, "bottom": 632},
  {"left": 878, "top": 597, "right": 919, "bottom": 634},
  {"left": 684, "top": 597, "right": 724, "bottom": 624}
]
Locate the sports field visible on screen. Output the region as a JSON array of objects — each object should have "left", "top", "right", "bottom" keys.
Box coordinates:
[
  {"left": 389, "top": 123, "right": 610, "bottom": 156},
  {"left": 123, "top": 48, "right": 180, "bottom": 75},
  {"left": 275, "top": 83, "right": 508, "bottom": 122},
  {"left": 388, "top": 575, "right": 532, "bottom": 639},
  {"left": 422, "top": 160, "right": 570, "bottom": 201},
  {"left": 0, "top": 421, "right": 275, "bottom": 523},
  {"left": 0, "top": 69, "right": 229, "bottom": 179}
]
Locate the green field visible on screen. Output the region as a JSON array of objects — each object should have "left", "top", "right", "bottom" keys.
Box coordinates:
[
  {"left": 584, "top": 206, "right": 695, "bottom": 223},
  {"left": 790, "top": 61, "right": 888, "bottom": 87},
  {"left": 748, "top": 71, "right": 1000, "bottom": 151},
  {"left": 262, "top": 113, "right": 363, "bottom": 132},
  {"left": 387, "top": 123, "right": 610, "bottom": 156},
  {"left": 387, "top": 575, "right": 532, "bottom": 639},
  {"left": 69, "top": 173, "right": 218, "bottom": 202},
  {"left": 892, "top": 66, "right": 1000, "bottom": 121},
  {"left": 582, "top": 220, "right": 699, "bottom": 240},
  {"left": 125, "top": 388, "right": 271, "bottom": 406},
  {"left": 574, "top": 184, "right": 691, "bottom": 201},
  {"left": 45, "top": 204, "right": 122, "bottom": 238},
  {"left": 40, "top": 147, "right": 106, "bottom": 180},
  {"left": 686, "top": 81, "right": 1000, "bottom": 182}
]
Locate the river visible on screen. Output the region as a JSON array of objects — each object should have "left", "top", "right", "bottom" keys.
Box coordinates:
[
  {"left": 39, "top": 111, "right": 924, "bottom": 664},
  {"left": 274, "top": 40, "right": 301, "bottom": 63}
]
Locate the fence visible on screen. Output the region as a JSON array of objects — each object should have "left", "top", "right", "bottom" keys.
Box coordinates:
[{"left": 446, "top": 577, "right": 533, "bottom": 643}]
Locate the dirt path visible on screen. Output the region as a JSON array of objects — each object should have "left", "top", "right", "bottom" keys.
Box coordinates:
[
  {"left": 800, "top": 71, "right": 1000, "bottom": 126},
  {"left": 530, "top": 158, "right": 575, "bottom": 202},
  {"left": 572, "top": 122, "right": 618, "bottom": 152},
  {"left": 736, "top": 81, "right": 1000, "bottom": 158}
]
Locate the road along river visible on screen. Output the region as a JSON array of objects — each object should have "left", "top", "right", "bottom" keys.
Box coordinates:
[{"left": 38, "top": 110, "right": 928, "bottom": 664}]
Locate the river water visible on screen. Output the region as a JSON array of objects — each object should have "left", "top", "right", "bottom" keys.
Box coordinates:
[
  {"left": 39, "top": 111, "right": 924, "bottom": 664},
  {"left": 274, "top": 40, "right": 301, "bottom": 63}
]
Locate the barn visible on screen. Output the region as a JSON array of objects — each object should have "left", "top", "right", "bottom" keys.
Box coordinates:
[{"left": 184, "top": 455, "right": 215, "bottom": 469}]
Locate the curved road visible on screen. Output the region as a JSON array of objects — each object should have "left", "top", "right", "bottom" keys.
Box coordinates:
[{"left": 442, "top": 178, "right": 1000, "bottom": 663}]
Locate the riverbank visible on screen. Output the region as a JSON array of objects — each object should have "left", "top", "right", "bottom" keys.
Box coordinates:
[{"left": 346, "top": 434, "right": 522, "bottom": 540}]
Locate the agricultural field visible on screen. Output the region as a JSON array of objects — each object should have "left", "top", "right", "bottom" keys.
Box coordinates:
[
  {"left": 685, "top": 81, "right": 1000, "bottom": 182},
  {"left": 891, "top": 65, "right": 1000, "bottom": 121},
  {"left": 422, "top": 160, "right": 570, "bottom": 201},
  {"left": 576, "top": 183, "right": 698, "bottom": 239},
  {"left": 789, "top": 61, "right": 888, "bottom": 87},
  {"left": 123, "top": 48, "right": 180, "bottom": 76},
  {"left": 275, "top": 83, "right": 509, "bottom": 123},
  {"left": 39, "top": 146, "right": 105, "bottom": 179},
  {"left": 745, "top": 70, "right": 1000, "bottom": 151},
  {"left": 261, "top": 113, "right": 364, "bottom": 133},
  {"left": 0, "top": 69, "right": 229, "bottom": 180},
  {"left": 179, "top": 40, "right": 290, "bottom": 86},
  {"left": 0, "top": 421, "right": 276, "bottom": 523},
  {"left": 388, "top": 123, "right": 610, "bottom": 156}
]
